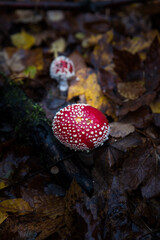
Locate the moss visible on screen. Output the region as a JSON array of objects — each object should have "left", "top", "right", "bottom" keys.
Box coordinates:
[{"left": 3, "top": 82, "right": 48, "bottom": 133}]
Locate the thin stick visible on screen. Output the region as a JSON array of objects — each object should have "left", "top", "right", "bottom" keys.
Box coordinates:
[{"left": 0, "top": 0, "right": 148, "bottom": 11}]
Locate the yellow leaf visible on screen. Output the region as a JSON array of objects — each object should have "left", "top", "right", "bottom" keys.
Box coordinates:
[
  {"left": 75, "top": 32, "right": 85, "bottom": 40},
  {"left": 82, "top": 34, "right": 102, "bottom": 48},
  {"left": 11, "top": 30, "right": 35, "bottom": 49},
  {"left": 150, "top": 100, "right": 160, "bottom": 113},
  {"left": 82, "top": 29, "right": 113, "bottom": 48},
  {"left": 0, "top": 211, "right": 8, "bottom": 225},
  {"left": 49, "top": 38, "right": 66, "bottom": 58},
  {"left": 117, "top": 30, "right": 160, "bottom": 58},
  {"left": 23, "top": 65, "right": 37, "bottom": 79},
  {"left": 0, "top": 198, "right": 33, "bottom": 215},
  {"left": 0, "top": 180, "right": 8, "bottom": 190},
  {"left": 68, "top": 68, "right": 108, "bottom": 111}
]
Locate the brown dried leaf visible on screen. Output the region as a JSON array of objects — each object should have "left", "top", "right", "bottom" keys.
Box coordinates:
[
  {"left": 117, "top": 80, "right": 146, "bottom": 100},
  {"left": 11, "top": 214, "right": 64, "bottom": 240},
  {"left": 65, "top": 179, "right": 83, "bottom": 212},
  {"left": 114, "top": 49, "right": 142, "bottom": 81},
  {"left": 90, "top": 32, "right": 113, "bottom": 68},
  {"left": 4, "top": 47, "right": 43, "bottom": 73},
  {"left": 69, "top": 51, "right": 86, "bottom": 73},
  {"left": 116, "top": 91, "right": 156, "bottom": 116},
  {"left": 141, "top": 172, "right": 160, "bottom": 199},
  {"left": 110, "top": 132, "right": 144, "bottom": 153},
  {"left": 121, "top": 144, "right": 156, "bottom": 191},
  {"left": 110, "top": 122, "right": 135, "bottom": 138},
  {"left": 144, "top": 37, "right": 160, "bottom": 91},
  {"left": 33, "top": 195, "right": 64, "bottom": 219},
  {"left": 121, "top": 106, "right": 152, "bottom": 128},
  {"left": 117, "top": 30, "right": 159, "bottom": 56}
]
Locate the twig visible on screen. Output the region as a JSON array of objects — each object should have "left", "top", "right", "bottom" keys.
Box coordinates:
[{"left": 0, "top": 0, "right": 148, "bottom": 12}]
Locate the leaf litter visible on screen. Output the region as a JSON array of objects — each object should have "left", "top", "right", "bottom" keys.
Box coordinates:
[{"left": 0, "top": 2, "right": 160, "bottom": 240}]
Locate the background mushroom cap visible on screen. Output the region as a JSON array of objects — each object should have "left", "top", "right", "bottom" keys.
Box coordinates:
[
  {"left": 52, "top": 104, "right": 110, "bottom": 151},
  {"left": 50, "top": 56, "right": 75, "bottom": 80}
]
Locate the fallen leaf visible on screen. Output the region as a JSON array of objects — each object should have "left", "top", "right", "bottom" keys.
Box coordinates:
[
  {"left": 15, "top": 10, "right": 43, "bottom": 23},
  {"left": 121, "top": 144, "right": 156, "bottom": 191},
  {"left": 0, "top": 180, "right": 8, "bottom": 190},
  {"left": 116, "top": 91, "right": 156, "bottom": 116},
  {"left": 23, "top": 65, "right": 37, "bottom": 79},
  {"left": 75, "top": 32, "right": 85, "bottom": 40},
  {"left": 11, "top": 30, "right": 35, "bottom": 50},
  {"left": 150, "top": 99, "right": 160, "bottom": 113},
  {"left": 0, "top": 198, "right": 33, "bottom": 215},
  {"left": 117, "top": 30, "right": 159, "bottom": 56},
  {"left": 90, "top": 31, "right": 114, "bottom": 68},
  {"left": 82, "top": 34, "right": 102, "bottom": 48},
  {"left": 69, "top": 51, "right": 87, "bottom": 73},
  {"left": 110, "top": 132, "right": 144, "bottom": 153},
  {"left": 121, "top": 106, "right": 152, "bottom": 128},
  {"left": 49, "top": 37, "right": 66, "bottom": 58},
  {"left": 117, "top": 80, "right": 146, "bottom": 100},
  {"left": 114, "top": 49, "right": 142, "bottom": 81},
  {"left": 145, "top": 37, "right": 160, "bottom": 91},
  {"left": 141, "top": 172, "right": 160, "bottom": 199},
  {"left": 110, "top": 122, "right": 135, "bottom": 138},
  {"left": 59, "top": 179, "right": 83, "bottom": 238},
  {"left": 46, "top": 10, "right": 64, "bottom": 22},
  {"left": 0, "top": 211, "right": 8, "bottom": 225},
  {"left": 33, "top": 195, "right": 64, "bottom": 219},
  {"left": 153, "top": 113, "right": 160, "bottom": 127},
  {"left": 68, "top": 68, "right": 109, "bottom": 111},
  {"left": 99, "top": 68, "right": 118, "bottom": 94},
  {"left": 4, "top": 47, "right": 43, "bottom": 74}
]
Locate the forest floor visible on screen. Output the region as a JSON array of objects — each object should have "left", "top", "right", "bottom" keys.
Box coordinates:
[{"left": 0, "top": 1, "right": 160, "bottom": 240}]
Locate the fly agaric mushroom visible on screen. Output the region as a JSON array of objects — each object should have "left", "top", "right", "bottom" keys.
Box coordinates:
[
  {"left": 52, "top": 103, "right": 110, "bottom": 151},
  {"left": 50, "top": 56, "right": 75, "bottom": 95}
]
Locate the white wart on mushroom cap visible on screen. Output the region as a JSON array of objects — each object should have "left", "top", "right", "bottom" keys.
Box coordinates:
[{"left": 52, "top": 104, "right": 110, "bottom": 151}]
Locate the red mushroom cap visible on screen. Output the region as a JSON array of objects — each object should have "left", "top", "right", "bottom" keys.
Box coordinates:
[
  {"left": 50, "top": 56, "right": 75, "bottom": 80},
  {"left": 52, "top": 104, "right": 110, "bottom": 151}
]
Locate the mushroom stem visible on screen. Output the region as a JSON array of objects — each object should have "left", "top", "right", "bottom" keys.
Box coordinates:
[{"left": 58, "top": 77, "right": 68, "bottom": 98}]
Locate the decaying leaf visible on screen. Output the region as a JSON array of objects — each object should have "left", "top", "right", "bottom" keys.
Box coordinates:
[
  {"left": 33, "top": 194, "right": 64, "bottom": 219},
  {"left": 114, "top": 49, "right": 142, "bottom": 81},
  {"left": 121, "top": 144, "right": 156, "bottom": 191},
  {"left": 49, "top": 37, "right": 66, "bottom": 58},
  {"left": 110, "top": 122, "right": 135, "bottom": 138},
  {"left": 15, "top": 10, "right": 43, "bottom": 23},
  {"left": 23, "top": 65, "right": 37, "bottom": 79},
  {"left": 0, "top": 180, "right": 8, "bottom": 190},
  {"left": 117, "top": 80, "right": 146, "bottom": 100},
  {"left": 11, "top": 30, "right": 35, "bottom": 50},
  {"left": 46, "top": 10, "right": 64, "bottom": 22},
  {"left": 145, "top": 37, "right": 160, "bottom": 91},
  {"left": 116, "top": 91, "right": 156, "bottom": 116},
  {"left": 68, "top": 68, "right": 109, "bottom": 111},
  {"left": 118, "top": 30, "right": 159, "bottom": 56},
  {"left": 4, "top": 47, "right": 43, "bottom": 75},
  {"left": 0, "top": 211, "right": 8, "bottom": 225},
  {"left": 150, "top": 99, "right": 160, "bottom": 113},
  {"left": 0, "top": 198, "right": 33, "bottom": 215},
  {"left": 82, "top": 34, "right": 102, "bottom": 48},
  {"left": 91, "top": 33, "right": 113, "bottom": 68}
]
